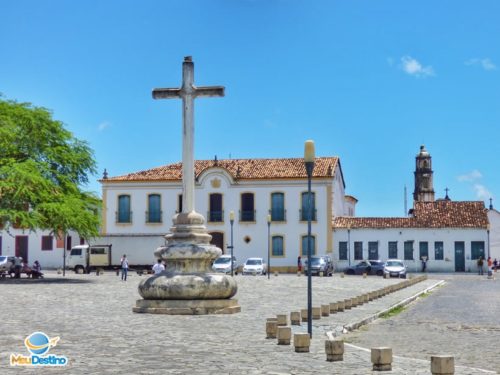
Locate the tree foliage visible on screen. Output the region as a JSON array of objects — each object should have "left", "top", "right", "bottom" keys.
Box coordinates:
[{"left": 0, "top": 96, "right": 101, "bottom": 239}]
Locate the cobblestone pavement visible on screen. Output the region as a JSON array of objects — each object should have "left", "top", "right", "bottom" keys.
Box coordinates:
[
  {"left": 0, "top": 272, "right": 494, "bottom": 374},
  {"left": 347, "top": 273, "right": 500, "bottom": 374}
]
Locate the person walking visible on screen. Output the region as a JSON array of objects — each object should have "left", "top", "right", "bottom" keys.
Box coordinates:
[
  {"left": 121, "top": 254, "right": 129, "bottom": 281},
  {"left": 487, "top": 256, "right": 493, "bottom": 275},
  {"left": 297, "top": 256, "right": 302, "bottom": 273},
  {"left": 477, "top": 256, "right": 484, "bottom": 275},
  {"left": 493, "top": 258, "right": 498, "bottom": 273},
  {"left": 152, "top": 259, "right": 165, "bottom": 274}
]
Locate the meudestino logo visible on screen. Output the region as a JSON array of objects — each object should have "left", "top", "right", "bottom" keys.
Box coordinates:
[{"left": 10, "top": 332, "right": 68, "bottom": 366}]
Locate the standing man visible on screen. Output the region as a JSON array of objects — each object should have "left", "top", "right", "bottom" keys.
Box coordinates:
[
  {"left": 152, "top": 259, "right": 165, "bottom": 274},
  {"left": 477, "top": 256, "right": 484, "bottom": 275},
  {"left": 121, "top": 254, "right": 129, "bottom": 281}
]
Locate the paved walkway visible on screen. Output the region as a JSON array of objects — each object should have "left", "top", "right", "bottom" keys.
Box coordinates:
[{"left": 0, "top": 272, "right": 494, "bottom": 374}]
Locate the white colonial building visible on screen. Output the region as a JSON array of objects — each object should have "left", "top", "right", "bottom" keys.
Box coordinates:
[
  {"left": 332, "top": 145, "right": 490, "bottom": 273},
  {"left": 333, "top": 201, "right": 489, "bottom": 272},
  {"left": 487, "top": 203, "right": 500, "bottom": 261},
  {"left": 101, "top": 157, "right": 353, "bottom": 272}
]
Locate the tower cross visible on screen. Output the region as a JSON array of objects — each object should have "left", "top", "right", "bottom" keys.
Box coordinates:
[{"left": 152, "top": 56, "right": 224, "bottom": 213}]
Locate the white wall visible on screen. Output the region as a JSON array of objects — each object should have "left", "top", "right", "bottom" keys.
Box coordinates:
[
  {"left": 488, "top": 209, "right": 500, "bottom": 260},
  {"left": 333, "top": 227, "right": 488, "bottom": 272},
  {"left": 0, "top": 229, "right": 81, "bottom": 269}
]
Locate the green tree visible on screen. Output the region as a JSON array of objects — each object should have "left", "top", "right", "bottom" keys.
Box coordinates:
[{"left": 0, "top": 96, "right": 100, "bottom": 240}]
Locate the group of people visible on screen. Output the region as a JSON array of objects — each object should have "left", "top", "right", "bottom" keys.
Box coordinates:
[
  {"left": 477, "top": 256, "right": 498, "bottom": 275},
  {"left": 9, "top": 258, "right": 43, "bottom": 279}
]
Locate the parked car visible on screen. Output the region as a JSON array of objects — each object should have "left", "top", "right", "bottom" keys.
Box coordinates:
[
  {"left": 0, "top": 256, "right": 15, "bottom": 273},
  {"left": 212, "top": 255, "right": 238, "bottom": 274},
  {"left": 344, "top": 260, "right": 385, "bottom": 276},
  {"left": 304, "top": 255, "right": 334, "bottom": 276},
  {"left": 383, "top": 259, "right": 407, "bottom": 278},
  {"left": 242, "top": 257, "right": 267, "bottom": 275}
]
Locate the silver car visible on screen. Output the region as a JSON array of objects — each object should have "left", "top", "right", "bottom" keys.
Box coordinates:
[
  {"left": 383, "top": 259, "right": 407, "bottom": 278},
  {"left": 212, "top": 255, "right": 237, "bottom": 274},
  {"left": 242, "top": 257, "right": 267, "bottom": 275}
]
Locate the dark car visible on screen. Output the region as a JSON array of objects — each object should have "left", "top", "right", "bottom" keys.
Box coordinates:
[
  {"left": 304, "top": 255, "right": 334, "bottom": 276},
  {"left": 344, "top": 260, "right": 385, "bottom": 276}
]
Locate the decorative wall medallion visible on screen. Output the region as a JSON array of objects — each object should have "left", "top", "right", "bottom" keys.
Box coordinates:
[{"left": 211, "top": 178, "right": 221, "bottom": 188}]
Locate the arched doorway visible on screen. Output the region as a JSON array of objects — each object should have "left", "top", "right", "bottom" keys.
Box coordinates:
[{"left": 209, "top": 232, "right": 225, "bottom": 253}]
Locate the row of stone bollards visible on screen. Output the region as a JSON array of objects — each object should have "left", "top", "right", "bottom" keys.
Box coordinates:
[
  {"left": 266, "top": 275, "right": 448, "bottom": 372},
  {"left": 266, "top": 275, "right": 428, "bottom": 334}
]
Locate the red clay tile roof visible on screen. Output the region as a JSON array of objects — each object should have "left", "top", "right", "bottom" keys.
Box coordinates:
[
  {"left": 333, "top": 201, "right": 488, "bottom": 229},
  {"left": 103, "top": 157, "right": 339, "bottom": 182}
]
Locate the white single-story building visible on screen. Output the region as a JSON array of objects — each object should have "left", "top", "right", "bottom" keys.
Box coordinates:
[{"left": 333, "top": 200, "right": 489, "bottom": 273}]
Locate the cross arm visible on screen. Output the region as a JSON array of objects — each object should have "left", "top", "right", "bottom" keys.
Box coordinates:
[
  {"left": 152, "top": 88, "right": 182, "bottom": 99},
  {"left": 194, "top": 86, "right": 225, "bottom": 98}
]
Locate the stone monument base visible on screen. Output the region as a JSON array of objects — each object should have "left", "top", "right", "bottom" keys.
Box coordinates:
[{"left": 133, "top": 298, "right": 241, "bottom": 315}]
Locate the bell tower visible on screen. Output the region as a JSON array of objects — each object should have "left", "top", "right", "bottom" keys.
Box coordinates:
[{"left": 413, "top": 145, "right": 435, "bottom": 202}]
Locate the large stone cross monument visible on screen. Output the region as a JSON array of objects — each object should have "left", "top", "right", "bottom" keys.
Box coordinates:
[{"left": 133, "top": 57, "right": 240, "bottom": 315}]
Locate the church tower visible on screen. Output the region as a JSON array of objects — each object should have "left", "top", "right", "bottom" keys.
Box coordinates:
[{"left": 413, "top": 145, "right": 435, "bottom": 202}]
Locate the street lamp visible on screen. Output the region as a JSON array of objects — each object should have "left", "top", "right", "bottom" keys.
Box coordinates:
[
  {"left": 267, "top": 214, "right": 271, "bottom": 280},
  {"left": 229, "top": 211, "right": 235, "bottom": 276},
  {"left": 347, "top": 224, "right": 351, "bottom": 266},
  {"left": 304, "top": 139, "right": 315, "bottom": 338}
]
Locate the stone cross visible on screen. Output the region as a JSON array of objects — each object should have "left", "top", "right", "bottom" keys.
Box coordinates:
[{"left": 152, "top": 56, "right": 224, "bottom": 213}]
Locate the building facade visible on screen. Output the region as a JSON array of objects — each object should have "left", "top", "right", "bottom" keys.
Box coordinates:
[
  {"left": 101, "top": 157, "right": 352, "bottom": 272},
  {"left": 0, "top": 229, "right": 83, "bottom": 268},
  {"left": 333, "top": 201, "right": 489, "bottom": 272}
]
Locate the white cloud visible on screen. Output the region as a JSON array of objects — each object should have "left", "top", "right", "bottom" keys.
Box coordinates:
[
  {"left": 400, "top": 56, "right": 435, "bottom": 78},
  {"left": 98, "top": 121, "right": 111, "bottom": 132},
  {"left": 473, "top": 184, "right": 493, "bottom": 200},
  {"left": 457, "top": 169, "right": 482, "bottom": 182},
  {"left": 465, "top": 58, "right": 497, "bottom": 71}
]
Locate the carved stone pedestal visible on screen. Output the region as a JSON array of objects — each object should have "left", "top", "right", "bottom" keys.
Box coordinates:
[{"left": 134, "top": 212, "right": 240, "bottom": 315}]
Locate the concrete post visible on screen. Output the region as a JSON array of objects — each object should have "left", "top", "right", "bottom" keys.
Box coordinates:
[
  {"left": 294, "top": 333, "right": 310, "bottom": 353},
  {"left": 371, "top": 347, "right": 392, "bottom": 371},
  {"left": 276, "top": 314, "right": 287, "bottom": 326},
  {"left": 321, "top": 304, "right": 330, "bottom": 317},
  {"left": 290, "top": 311, "right": 301, "bottom": 325},
  {"left": 329, "top": 302, "right": 338, "bottom": 313},
  {"left": 266, "top": 320, "right": 278, "bottom": 339},
  {"left": 312, "top": 306, "right": 321, "bottom": 319},
  {"left": 431, "top": 355, "right": 455, "bottom": 374},
  {"left": 301, "top": 308, "right": 308, "bottom": 322},
  {"left": 277, "top": 326, "right": 292, "bottom": 345},
  {"left": 325, "top": 339, "right": 344, "bottom": 362}
]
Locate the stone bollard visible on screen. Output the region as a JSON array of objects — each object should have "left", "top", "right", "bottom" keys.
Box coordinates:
[
  {"left": 301, "top": 309, "right": 308, "bottom": 322},
  {"left": 431, "top": 355, "right": 455, "bottom": 374},
  {"left": 364, "top": 293, "right": 370, "bottom": 303},
  {"left": 297, "top": 271, "right": 302, "bottom": 276},
  {"left": 371, "top": 347, "right": 392, "bottom": 371},
  {"left": 337, "top": 300, "right": 345, "bottom": 311},
  {"left": 312, "top": 307, "right": 321, "bottom": 320},
  {"left": 294, "top": 333, "right": 310, "bottom": 353},
  {"left": 319, "top": 271, "right": 324, "bottom": 277},
  {"left": 274, "top": 271, "right": 279, "bottom": 277},
  {"left": 277, "top": 326, "right": 292, "bottom": 345},
  {"left": 344, "top": 299, "right": 352, "bottom": 309},
  {"left": 329, "top": 302, "right": 338, "bottom": 313},
  {"left": 276, "top": 314, "right": 288, "bottom": 326},
  {"left": 351, "top": 297, "right": 358, "bottom": 307},
  {"left": 340, "top": 273, "right": 345, "bottom": 278},
  {"left": 363, "top": 272, "right": 367, "bottom": 278},
  {"left": 321, "top": 304, "right": 330, "bottom": 317},
  {"left": 325, "top": 339, "right": 344, "bottom": 362},
  {"left": 266, "top": 320, "right": 278, "bottom": 339},
  {"left": 290, "top": 311, "right": 301, "bottom": 325}
]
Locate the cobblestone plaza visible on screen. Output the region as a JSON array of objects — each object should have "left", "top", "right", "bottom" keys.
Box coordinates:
[{"left": 0, "top": 272, "right": 498, "bottom": 374}]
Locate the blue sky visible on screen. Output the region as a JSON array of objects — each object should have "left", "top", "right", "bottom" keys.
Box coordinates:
[{"left": 1, "top": 0, "right": 499, "bottom": 216}]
